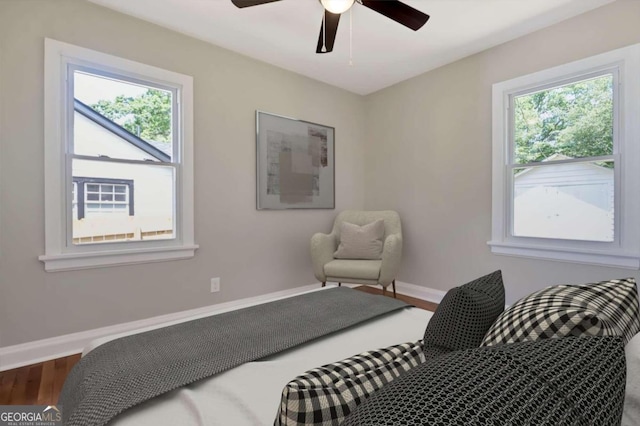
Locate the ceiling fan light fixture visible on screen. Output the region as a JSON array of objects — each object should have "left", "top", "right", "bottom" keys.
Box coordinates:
[{"left": 320, "top": 0, "right": 355, "bottom": 14}]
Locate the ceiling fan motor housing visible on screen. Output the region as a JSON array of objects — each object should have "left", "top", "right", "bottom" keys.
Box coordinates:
[{"left": 319, "top": 0, "right": 356, "bottom": 15}]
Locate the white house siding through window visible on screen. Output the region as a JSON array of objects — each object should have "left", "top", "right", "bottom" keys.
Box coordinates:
[
  {"left": 72, "top": 100, "right": 174, "bottom": 244},
  {"left": 513, "top": 154, "right": 614, "bottom": 242}
]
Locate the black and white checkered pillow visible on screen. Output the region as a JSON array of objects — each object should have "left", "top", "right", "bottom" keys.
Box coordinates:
[
  {"left": 482, "top": 277, "right": 640, "bottom": 346},
  {"left": 274, "top": 341, "right": 424, "bottom": 426}
]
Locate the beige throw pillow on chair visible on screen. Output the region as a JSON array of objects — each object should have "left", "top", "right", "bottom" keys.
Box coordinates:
[{"left": 334, "top": 219, "right": 385, "bottom": 260}]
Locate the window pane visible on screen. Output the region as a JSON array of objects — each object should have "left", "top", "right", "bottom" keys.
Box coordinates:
[
  {"left": 73, "top": 70, "right": 173, "bottom": 162},
  {"left": 88, "top": 203, "right": 116, "bottom": 211},
  {"left": 513, "top": 160, "right": 614, "bottom": 242},
  {"left": 72, "top": 158, "right": 175, "bottom": 245},
  {"left": 513, "top": 74, "right": 613, "bottom": 164}
]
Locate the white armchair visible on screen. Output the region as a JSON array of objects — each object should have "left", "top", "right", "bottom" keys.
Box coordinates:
[{"left": 311, "top": 210, "right": 403, "bottom": 297}]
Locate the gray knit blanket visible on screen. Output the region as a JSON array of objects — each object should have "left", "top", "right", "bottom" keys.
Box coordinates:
[{"left": 58, "top": 287, "right": 409, "bottom": 425}]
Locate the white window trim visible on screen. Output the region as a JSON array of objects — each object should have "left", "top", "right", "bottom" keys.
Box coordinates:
[
  {"left": 488, "top": 43, "right": 640, "bottom": 269},
  {"left": 40, "top": 38, "right": 197, "bottom": 272}
]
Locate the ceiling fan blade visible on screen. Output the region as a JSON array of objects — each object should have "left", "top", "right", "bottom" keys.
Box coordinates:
[
  {"left": 316, "top": 10, "right": 341, "bottom": 54},
  {"left": 231, "top": 0, "right": 282, "bottom": 8},
  {"left": 361, "top": 0, "right": 429, "bottom": 31}
]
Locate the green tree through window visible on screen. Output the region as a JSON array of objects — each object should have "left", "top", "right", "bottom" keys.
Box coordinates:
[
  {"left": 513, "top": 75, "right": 613, "bottom": 165},
  {"left": 91, "top": 89, "right": 172, "bottom": 143}
]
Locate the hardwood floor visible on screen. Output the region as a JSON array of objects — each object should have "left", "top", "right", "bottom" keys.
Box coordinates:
[
  {"left": 353, "top": 285, "right": 440, "bottom": 312},
  {"left": 0, "top": 354, "right": 80, "bottom": 406},
  {"left": 0, "top": 286, "right": 437, "bottom": 406}
]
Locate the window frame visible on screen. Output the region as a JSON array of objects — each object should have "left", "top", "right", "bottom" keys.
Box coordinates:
[
  {"left": 41, "top": 38, "right": 197, "bottom": 272},
  {"left": 508, "top": 70, "right": 619, "bottom": 243},
  {"left": 488, "top": 43, "right": 640, "bottom": 269},
  {"left": 67, "top": 64, "right": 178, "bottom": 250}
]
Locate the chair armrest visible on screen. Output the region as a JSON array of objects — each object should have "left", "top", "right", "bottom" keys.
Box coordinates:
[
  {"left": 310, "top": 233, "right": 337, "bottom": 282},
  {"left": 379, "top": 234, "right": 403, "bottom": 286}
]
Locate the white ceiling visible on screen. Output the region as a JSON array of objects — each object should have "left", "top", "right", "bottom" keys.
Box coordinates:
[{"left": 87, "top": 0, "right": 615, "bottom": 95}]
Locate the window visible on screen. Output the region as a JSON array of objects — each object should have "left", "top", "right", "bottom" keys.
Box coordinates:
[
  {"left": 84, "top": 181, "right": 131, "bottom": 218},
  {"left": 489, "top": 43, "right": 640, "bottom": 269},
  {"left": 73, "top": 177, "right": 134, "bottom": 219},
  {"left": 511, "top": 73, "right": 615, "bottom": 242},
  {"left": 41, "top": 39, "right": 197, "bottom": 271}
]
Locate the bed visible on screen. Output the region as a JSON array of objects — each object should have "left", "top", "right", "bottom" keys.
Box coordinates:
[
  {"left": 70, "top": 285, "right": 640, "bottom": 426},
  {"left": 76, "top": 287, "right": 431, "bottom": 425}
]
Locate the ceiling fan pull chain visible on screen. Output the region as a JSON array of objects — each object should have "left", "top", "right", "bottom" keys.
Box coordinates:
[
  {"left": 349, "top": 7, "right": 353, "bottom": 65},
  {"left": 321, "top": 11, "right": 327, "bottom": 53}
]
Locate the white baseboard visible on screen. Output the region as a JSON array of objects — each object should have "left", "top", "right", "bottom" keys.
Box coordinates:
[
  {"left": 395, "top": 281, "right": 447, "bottom": 304},
  {"left": 0, "top": 281, "right": 444, "bottom": 371},
  {"left": 0, "top": 283, "right": 320, "bottom": 372},
  {"left": 326, "top": 280, "right": 446, "bottom": 304}
]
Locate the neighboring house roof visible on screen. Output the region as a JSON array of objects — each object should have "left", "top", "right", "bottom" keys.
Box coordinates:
[
  {"left": 515, "top": 153, "right": 611, "bottom": 179},
  {"left": 147, "top": 140, "right": 173, "bottom": 157},
  {"left": 542, "top": 153, "right": 572, "bottom": 162},
  {"left": 74, "top": 99, "right": 171, "bottom": 162}
]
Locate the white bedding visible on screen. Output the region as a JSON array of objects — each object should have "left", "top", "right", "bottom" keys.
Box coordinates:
[{"left": 83, "top": 287, "right": 640, "bottom": 426}]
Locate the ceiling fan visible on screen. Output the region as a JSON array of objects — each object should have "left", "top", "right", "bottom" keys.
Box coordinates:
[{"left": 231, "top": 0, "right": 430, "bottom": 54}]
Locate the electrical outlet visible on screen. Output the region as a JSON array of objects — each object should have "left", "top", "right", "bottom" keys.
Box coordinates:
[{"left": 210, "top": 277, "right": 220, "bottom": 293}]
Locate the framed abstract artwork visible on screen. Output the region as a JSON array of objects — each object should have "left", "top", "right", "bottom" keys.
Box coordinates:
[{"left": 256, "top": 111, "right": 335, "bottom": 209}]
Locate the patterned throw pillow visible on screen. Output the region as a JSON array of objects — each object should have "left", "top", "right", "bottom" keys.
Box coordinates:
[
  {"left": 275, "top": 341, "right": 424, "bottom": 426},
  {"left": 343, "top": 336, "right": 626, "bottom": 426},
  {"left": 482, "top": 277, "right": 640, "bottom": 347},
  {"left": 423, "top": 270, "right": 505, "bottom": 351}
]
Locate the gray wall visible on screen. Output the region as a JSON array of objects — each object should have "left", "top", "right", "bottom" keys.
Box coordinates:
[
  {"left": 0, "top": 0, "right": 366, "bottom": 346},
  {"left": 363, "top": 0, "right": 640, "bottom": 304},
  {"left": 1, "top": 0, "right": 639, "bottom": 348}
]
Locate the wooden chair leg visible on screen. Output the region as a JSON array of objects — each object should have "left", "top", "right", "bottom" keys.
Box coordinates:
[
  {"left": 321, "top": 282, "right": 326, "bottom": 287},
  {"left": 338, "top": 282, "right": 341, "bottom": 287},
  {"left": 392, "top": 280, "right": 397, "bottom": 298}
]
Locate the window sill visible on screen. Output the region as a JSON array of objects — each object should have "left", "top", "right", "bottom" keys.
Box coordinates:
[
  {"left": 38, "top": 244, "right": 199, "bottom": 272},
  {"left": 487, "top": 241, "right": 639, "bottom": 270}
]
